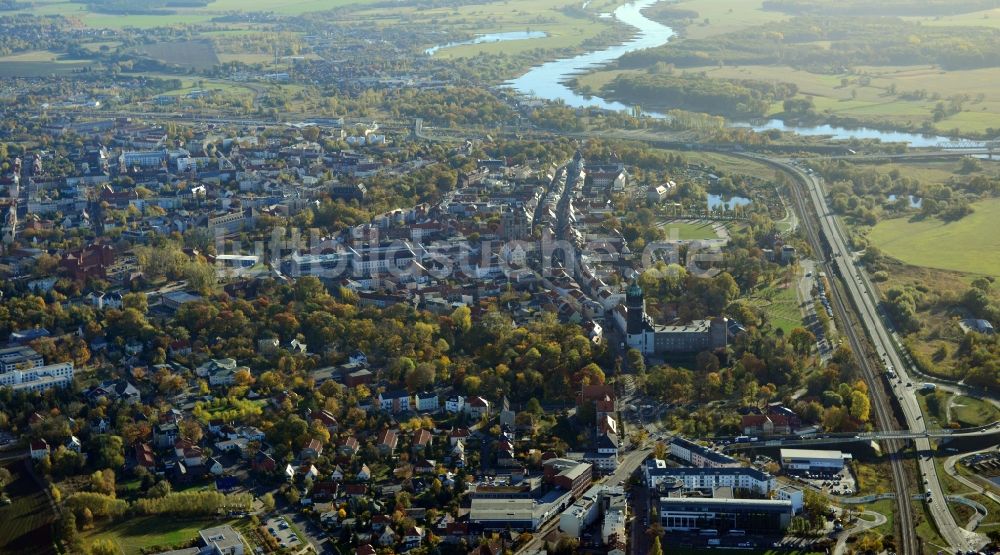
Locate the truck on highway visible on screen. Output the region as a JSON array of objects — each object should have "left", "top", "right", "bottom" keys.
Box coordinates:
[{"left": 920, "top": 383, "right": 937, "bottom": 392}]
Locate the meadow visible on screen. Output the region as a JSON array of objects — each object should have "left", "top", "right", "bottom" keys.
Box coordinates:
[
  {"left": 868, "top": 198, "right": 1000, "bottom": 277},
  {"left": 580, "top": 61, "right": 1000, "bottom": 134},
  {"left": 372, "top": 0, "right": 626, "bottom": 58}
]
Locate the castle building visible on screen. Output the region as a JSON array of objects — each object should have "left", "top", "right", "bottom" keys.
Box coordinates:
[{"left": 614, "top": 282, "right": 728, "bottom": 355}]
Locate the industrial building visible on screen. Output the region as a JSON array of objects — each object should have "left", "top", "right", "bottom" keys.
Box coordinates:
[{"left": 780, "top": 448, "right": 851, "bottom": 473}]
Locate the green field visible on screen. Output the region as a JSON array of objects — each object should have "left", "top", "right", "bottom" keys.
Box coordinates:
[
  {"left": 868, "top": 198, "right": 1000, "bottom": 277},
  {"left": 82, "top": 516, "right": 243, "bottom": 555},
  {"left": 666, "top": 0, "right": 789, "bottom": 39}
]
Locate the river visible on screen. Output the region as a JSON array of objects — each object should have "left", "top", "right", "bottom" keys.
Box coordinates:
[{"left": 501, "top": 0, "right": 983, "bottom": 148}]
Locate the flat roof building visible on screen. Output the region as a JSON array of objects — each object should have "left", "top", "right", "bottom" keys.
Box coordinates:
[{"left": 780, "top": 448, "right": 851, "bottom": 472}]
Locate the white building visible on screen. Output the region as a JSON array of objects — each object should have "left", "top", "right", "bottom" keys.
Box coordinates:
[
  {"left": 0, "top": 362, "right": 74, "bottom": 393},
  {"left": 559, "top": 484, "right": 602, "bottom": 537},
  {"left": 445, "top": 395, "right": 465, "bottom": 413},
  {"left": 602, "top": 506, "right": 626, "bottom": 546},
  {"left": 776, "top": 485, "right": 805, "bottom": 514},
  {"left": 415, "top": 391, "right": 438, "bottom": 412}
]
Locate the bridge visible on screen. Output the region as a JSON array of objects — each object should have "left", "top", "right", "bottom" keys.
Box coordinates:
[{"left": 719, "top": 421, "right": 1000, "bottom": 451}]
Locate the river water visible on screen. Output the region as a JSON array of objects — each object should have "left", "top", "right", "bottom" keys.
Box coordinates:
[{"left": 499, "top": 0, "right": 984, "bottom": 148}]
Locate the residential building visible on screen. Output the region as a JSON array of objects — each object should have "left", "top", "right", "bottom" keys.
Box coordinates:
[
  {"left": 378, "top": 390, "right": 410, "bottom": 413},
  {"left": 415, "top": 391, "right": 438, "bottom": 412},
  {"left": 669, "top": 437, "right": 740, "bottom": 468}
]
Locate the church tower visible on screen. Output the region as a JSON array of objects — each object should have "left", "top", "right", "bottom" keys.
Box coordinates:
[{"left": 626, "top": 281, "right": 646, "bottom": 336}]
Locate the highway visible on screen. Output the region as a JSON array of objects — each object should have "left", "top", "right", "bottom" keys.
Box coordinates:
[
  {"left": 771, "top": 155, "right": 918, "bottom": 554},
  {"left": 775, "top": 156, "right": 985, "bottom": 552}
]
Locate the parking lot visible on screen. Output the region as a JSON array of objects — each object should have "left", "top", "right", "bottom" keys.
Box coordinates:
[
  {"left": 789, "top": 467, "right": 857, "bottom": 497},
  {"left": 265, "top": 516, "right": 303, "bottom": 550}
]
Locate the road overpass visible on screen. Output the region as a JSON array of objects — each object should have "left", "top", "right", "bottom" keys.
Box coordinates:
[{"left": 721, "top": 422, "right": 1000, "bottom": 450}]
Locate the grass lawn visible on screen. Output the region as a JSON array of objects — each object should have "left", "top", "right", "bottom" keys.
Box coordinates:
[
  {"left": 865, "top": 498, "right": 896, "bottom": 536},
  {"left": 746, "top": 277, "right": 804, "bottom": 334},
  {"left": 914, "top": 499, "right": 950, "bottom": 554},
  {"left": 868, "top": 198, "right": 1000, "bottom": 277},
  {"left": 949, "top": 395, "right": 1000, "bottom": 427},
  {"left": 915, "top": 391, "right": 950, "bottom": 430},
  {"left": 81, "top": 516, "right": 242, "bottom": 555}
]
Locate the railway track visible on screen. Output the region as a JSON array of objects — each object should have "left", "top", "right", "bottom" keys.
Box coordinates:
[{"left": 777, "top": 159, "right": 919, "bottom": 555}]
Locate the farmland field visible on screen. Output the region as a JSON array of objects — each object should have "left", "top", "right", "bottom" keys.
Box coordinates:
[
  {"left": 0, "top": 461, "right": 56, "bottom": 555},
  {"left": 0, "top": 50, "right": 95, "bottom": 77},
  {"left": 14, "top": 0, "right": 378, "bottom": 28},
  {"left": 138, "top": 40, "right": 220, "bottom": 71},
  {"left": 868, "top": 198, "right": 1000, "bottom": 277},
  {"left": 661, "top": 0, "right": 789, "bottom": 39}
]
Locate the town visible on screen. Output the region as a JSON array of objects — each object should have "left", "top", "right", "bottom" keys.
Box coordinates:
[{"left": 3, "top": 0, "right": 1000, "bottom": 554}]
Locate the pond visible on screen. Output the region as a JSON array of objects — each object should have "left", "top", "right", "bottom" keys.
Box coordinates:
[{"left": 887, "top": 194, "right": 924, "bottom": 208}]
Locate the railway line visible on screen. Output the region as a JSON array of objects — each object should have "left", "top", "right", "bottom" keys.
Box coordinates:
[{"left": 775, "top": 157, "right": 919, "bottom": 554}]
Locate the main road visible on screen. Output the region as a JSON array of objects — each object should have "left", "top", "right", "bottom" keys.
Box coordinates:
[{"left": 772, "top": 155, "right": 985, "bottom": 552}]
